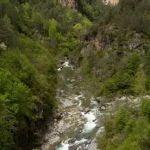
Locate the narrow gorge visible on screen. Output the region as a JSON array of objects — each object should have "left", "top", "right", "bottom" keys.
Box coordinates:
[
  {"left": 0, "top": 0, "right": 150, "bottom": 150},
  {"left": 40, "top": 58, "right": 150, "bottom": 150}
]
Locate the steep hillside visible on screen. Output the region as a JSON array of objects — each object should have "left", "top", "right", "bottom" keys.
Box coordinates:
[
  {"left": 73, "top": 1, "right": 150, "bottom": 150},
  {"left": 0, "top": 0, "right": 90, "bottom": 149},
  {"left": 74, "top": 0, "right": 150, "bottom": 97}
]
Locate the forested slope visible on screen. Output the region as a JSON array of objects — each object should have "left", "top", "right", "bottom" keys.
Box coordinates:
[
  {"left": 74, "top": 1, "right": 150, "bottom": 150},
  {"left": 75, "top": 0, "right": 150, "bottom": 96},
  {"left": 0, "top": 0, "right": 90, "bottom": 149}
]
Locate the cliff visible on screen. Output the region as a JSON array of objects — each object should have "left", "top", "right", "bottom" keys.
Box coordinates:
[
  {"left": 59, "top": 0, "right": 76, "bottom": 8},
  {"left": 103, "top": 0, "right": 119, "bottom": 5}
]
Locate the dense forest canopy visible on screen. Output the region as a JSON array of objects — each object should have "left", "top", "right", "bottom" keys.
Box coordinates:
[{"left": 0, "top": 0, "right": 91, "bottom": 149}]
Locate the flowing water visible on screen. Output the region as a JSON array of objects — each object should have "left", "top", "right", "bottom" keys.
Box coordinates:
[
  {"left": 56, "top": 107, "right": 99, "bottom": 150},
  {"left": 56, "top": 59, "right": 104, "bottom": 150},
  {"left": 55, "top": 100, "right": 105, "bottom": 150}
]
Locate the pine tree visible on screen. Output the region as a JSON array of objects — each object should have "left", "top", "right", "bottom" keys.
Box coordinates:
[{"left": 132, "top": 64, "right": 146, "bottom": 95}]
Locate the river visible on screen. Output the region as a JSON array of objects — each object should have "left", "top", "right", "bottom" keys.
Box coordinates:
[
  {"left": 56, "top": 103, "right": 103, "bottom": 150},
  {"left": 39, "top": 57, "right": 150, "bottom": 150},
  {"left": 41, "top": 58, "right": 105, "bottom": 150}
]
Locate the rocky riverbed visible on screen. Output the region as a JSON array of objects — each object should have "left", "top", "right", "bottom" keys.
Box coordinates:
[
  {"left": 40, "top": 58, "right": 150, "bottom": 150},
  {"left": 40, "top": 59, "right": 105, "bottom": 150}
]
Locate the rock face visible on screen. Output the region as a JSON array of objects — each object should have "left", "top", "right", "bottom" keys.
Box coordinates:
[
  {"left": 103, "top": 0, "right": 119, "bottom": 5},
  {"left": 59, "top": 0, "right": 119, "bottom": 8},
  {"left": 0, "top": 42, "right": 7, "bottom": 50},
  {"left": 59, "top": 0, "right": 76, "bottom": 8}
]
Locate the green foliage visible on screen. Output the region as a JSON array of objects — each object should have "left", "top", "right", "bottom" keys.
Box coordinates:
[
  {"left": 0, "top": 69, "right": 34, "bottom": 149},
  {"left": 77, "top": 0, "right": 150, "bottom": 35},
  {"left": 0, "top": 0, "right": 62, "bottom": 149},
  {"left": 48, "top": 19, "right": 58, "bottom": 38},
  {"left": 141, "top": 99, "right": 150, "bottom": 122},
  {"left": 0, "top": 51, "right": 37, "bottom": 87},
  {"left": 99, "top": 102, "right": 150, "bottom": 150},
  {"left": 132, "top": 65, "right": 146, "bottom": 95},
  {"left": 73, "top": 23, "right": 83, "bottom": 32},
  {"left": 115, "top": 107, "right": 130, "bottom": 132},
  {"left": 76, "top": 0, "right": 105, "bottom": 20},
  {"left": 116, "top": 0, "right": 150, "bottom": 35},
  {"left": 100, "top": 53, "right": 142, "bottom": 95}
]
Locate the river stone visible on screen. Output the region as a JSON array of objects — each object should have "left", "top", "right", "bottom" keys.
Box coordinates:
[
  {"left": 88, "top": 139, "right": 97, "bottom": 150},
  {"left": 0, "top": 42, "right": 7, "bottom": 50},
  {"left": 101, "top": 106, "right": 106, "bottom": 110},
  {"left": 48, "top": 135, "right": 60, "bottom": 144}
]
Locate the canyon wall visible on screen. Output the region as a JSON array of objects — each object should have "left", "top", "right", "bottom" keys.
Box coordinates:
[
  {"left": 59, "top": 0, "right": 76, "bottom": 8},
  {"left": 103, "top": 0, "right": 119, "bottom": 5}
]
